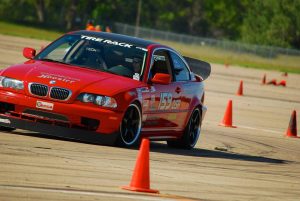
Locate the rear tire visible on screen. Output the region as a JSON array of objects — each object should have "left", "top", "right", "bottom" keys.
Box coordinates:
[
  {"left": 116, "top": 103, "right": 142, "bottom": 147},
  {"left": 167, "top": 108, "right": 201, "bottom": 149}
]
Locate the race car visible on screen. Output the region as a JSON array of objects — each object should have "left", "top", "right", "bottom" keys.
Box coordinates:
[{"left": 0, "top": 31, "right": 210, "bottom": 149}]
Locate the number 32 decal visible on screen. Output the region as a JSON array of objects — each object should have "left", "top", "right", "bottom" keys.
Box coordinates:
[{"left": 158, "top": 92, "right": 181, "bottom": 110}]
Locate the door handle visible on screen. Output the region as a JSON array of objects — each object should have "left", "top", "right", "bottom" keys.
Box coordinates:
[{"left": 175, "top": 87, "right": 181, "bottom": 93}]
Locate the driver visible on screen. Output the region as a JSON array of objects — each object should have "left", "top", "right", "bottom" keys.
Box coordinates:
[
  {"left": 132, "top": 57, "right": 142, "bottom": 74},
  {"left": 74, "top": 41, "right": 107, "bottom": 69}
]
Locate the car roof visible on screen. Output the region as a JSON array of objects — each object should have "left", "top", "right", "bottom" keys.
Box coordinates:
[{"left": 72, "top": 30, "right": 160, "bottom": 48}]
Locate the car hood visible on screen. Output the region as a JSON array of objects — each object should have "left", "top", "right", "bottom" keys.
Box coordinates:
[{"left": 1, "top": 60, "right": 143, "bottom": 98}]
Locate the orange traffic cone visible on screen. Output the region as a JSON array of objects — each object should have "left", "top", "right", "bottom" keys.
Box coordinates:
[
  {"left": 286, "top": 110, "right": 298, "bottom": 138},
  {"left": 225, "top": 62, "right": 229, "bottom": 68},
  {"left": 236, "top": 80, "right": 243, "bottom": 96},
  {"left": 261, "top": 74, "right": 266, "bottom": 85},
  {"left": 277, "top": 80, "right": 286, "bottom": 87},
  {"left": 219, "top": 100, "right": 237, "bottom": 128},
  {"left": 122, "top": 138, "right": 159, "bottom": 193},
  {"left": 266, "top": 79, "right": 277, "bottom": 85}
]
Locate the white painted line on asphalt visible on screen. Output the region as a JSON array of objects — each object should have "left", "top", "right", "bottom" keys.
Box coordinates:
[
  {"left": 206, "top": 120, "right": 282, "bottom": 134},
  {"left": 237, "top": 125, "right": 282, "bottom": 134},
  {"left": 0, "top": 185, "right": 175, "bottom": 201}
]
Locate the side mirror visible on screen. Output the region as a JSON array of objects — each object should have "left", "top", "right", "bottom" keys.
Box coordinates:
[
  {"left": 151, "top": 73, "right": 171, "bottom": 85},
  {"left": 23, "top": 47, "right": 36, "bottom": 59}
]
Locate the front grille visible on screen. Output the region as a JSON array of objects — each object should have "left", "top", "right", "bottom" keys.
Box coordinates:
[
  {"left": 30, "top": 83, "right": 48, "bottom": 96},
  {"left": 28, "top": 83, "right": 72, "bottom": 101},
  {"left": 50, "top": 87, "right": 71, "bottom": 100}
]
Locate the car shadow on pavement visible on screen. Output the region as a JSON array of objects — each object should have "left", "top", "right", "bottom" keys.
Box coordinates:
[
  {"left": 150, "top": 142, "right": 288, "bottom": 164},
  {"left": 8, "top": 130, "right": 114, "bottom": 146},
  {"left": 6, "top": 131, "right": 288, "bottom": 164}
]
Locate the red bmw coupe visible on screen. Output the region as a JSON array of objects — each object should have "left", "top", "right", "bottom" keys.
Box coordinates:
[{"left": 0, "top": 31, "right": 210, "bottom": 149}]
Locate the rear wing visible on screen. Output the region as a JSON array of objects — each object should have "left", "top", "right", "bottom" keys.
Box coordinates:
[{"left": 183, "top": 56, "right": 211, "bottom": 81}]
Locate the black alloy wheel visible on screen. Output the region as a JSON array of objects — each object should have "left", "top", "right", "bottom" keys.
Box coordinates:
[
  {"left": 187, "top": 108, "right": 201, "bottom": 148},
  {"left": 167, "top": 108, "right": 201, "bottom": 149},
  {"left": 118, "top": 103, "right": 142, "bottom": 147}
]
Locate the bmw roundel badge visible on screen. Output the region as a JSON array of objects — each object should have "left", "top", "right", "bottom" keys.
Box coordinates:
[{"left": 49, "top": 80, "right": 56, "bottom": 84}]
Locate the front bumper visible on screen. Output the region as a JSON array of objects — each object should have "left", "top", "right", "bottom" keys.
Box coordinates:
[
  {"left": 0, "top": 90, "right": 124, "bottom": 132},
  {"left": 0, "top": 114, "right": 118, "bottom": 145},
  {"left": 0, "top": 90, "right": 123, "bottom": 143}
]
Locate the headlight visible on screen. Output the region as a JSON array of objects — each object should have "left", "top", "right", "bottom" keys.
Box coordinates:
[
  {"left": 0, "top": 76, "right": 24, "bottom": 90},
  {"left": 82, "top": 93, "right": 95, "bottom": 103},
  {"left": 101, "top": 96, "right": 117, "bottom": 108},
  {"left": 95, "top": 96, "right": 105, "bottom": 105},
  {"left": 78, "top": 93, "right": 117, "bottom": 108}
]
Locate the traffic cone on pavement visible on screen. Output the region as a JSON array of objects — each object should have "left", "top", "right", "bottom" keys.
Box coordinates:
[
  {"left": 261, "top": 74, "right": 266, "bottom": 85},
  {"left": 277, "top": 80, "right": 286, "bottom": 87},
  {"left": 236, "top": 80, "right": 243, "bottom": 96},
  {"left": 266, "top": 79, "right": 277, "bottom": 85},
  {"left": 286, "top": 110, "right": 298, "bottom": 138},
  {"left": 122, "top": 138, "right": 159, "bottom": 194},
  {"left": 219, "top": 100, "right": 237, "bottom": 128}
]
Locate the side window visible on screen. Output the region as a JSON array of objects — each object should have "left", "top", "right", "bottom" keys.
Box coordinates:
[
  {"left": 150, "top": 50, "right": 173, "bottom": 80},
  {"left": 170, "top": 52, "right": 190, "bottom": 81}
]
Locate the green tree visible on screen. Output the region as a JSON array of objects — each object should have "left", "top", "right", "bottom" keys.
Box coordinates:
[
  {"left": 0, "top": 0, "right": 299, "bottom": 49},
  {"left": 204, "top": 0, "right": 248, "bottom": 39},
  {"left": 241, "top": 0, "right": 300, "bottom": 48}
]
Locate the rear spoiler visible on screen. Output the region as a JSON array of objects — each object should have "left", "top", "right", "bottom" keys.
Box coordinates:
[{"left": 183, "top": 56, "right": 211, "bottom": 80}]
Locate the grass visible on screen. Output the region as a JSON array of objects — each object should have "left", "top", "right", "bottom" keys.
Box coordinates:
[
  {"left": 0, "top": 21, "right": 62, "bottom": 41},
  {"left": 1, "top": 20, "right": 299, "bottom": 73}
]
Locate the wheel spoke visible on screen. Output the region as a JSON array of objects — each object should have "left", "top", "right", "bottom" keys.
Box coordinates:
[
  {"left": 128, "top": 109, "right": 134, "bottom": 118},
  {"left": 195, "top": 115, "right": 199, "bottom": 124},
  {"left": 124, "top": 128, "right": 128, "bottom": 137},
  {"left": 190, "top": 122, "right": 196, "bottom": 132},
  {"left": 190, "top": 130, "right": 194, "bottom": 137},
  {"left": 129, "top": 128, "right": 135, "bottom": 138},
  {"left": 190, "top": 131, "right": 195, "bottom": 141},
  {"left": 131, "top": 119, "right": 139, "bottom": 126},
  {"left": 193, "top": 114, "right": 199, "bottom": 124}
]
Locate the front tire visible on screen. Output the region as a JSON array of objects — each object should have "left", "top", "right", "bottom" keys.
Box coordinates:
[
  {"left": 116, "top": 103, "right": 142, "bottom": 147},
  {"left": 0, "top": 126, "right": 16, "bottom": 132},
  {"left": 167, "top": 108, "right": 202, "bottom": 149}
]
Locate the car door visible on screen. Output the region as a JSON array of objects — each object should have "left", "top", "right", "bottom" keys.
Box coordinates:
[
  {"left": 142, "top": 49, "right": 182, "bottom": 132},
  {"left": 169, "top": 51, "right": 193, "bottom": 130}
]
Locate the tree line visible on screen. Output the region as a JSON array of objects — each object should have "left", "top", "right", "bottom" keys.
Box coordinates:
[{"left": 0, "top": 0, "right": 299, "bottom": 49}]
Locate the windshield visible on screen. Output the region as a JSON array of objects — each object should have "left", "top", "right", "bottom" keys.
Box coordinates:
[{"left": 36, "top": 34, "right": 148, "bottom": 80}]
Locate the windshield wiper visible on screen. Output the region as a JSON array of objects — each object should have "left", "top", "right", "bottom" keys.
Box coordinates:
[{"left": 40, "top": 58, "right": 70, "bottom": 65}]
